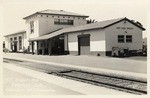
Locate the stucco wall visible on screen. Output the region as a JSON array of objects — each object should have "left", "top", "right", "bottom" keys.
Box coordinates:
[
  {"left": 5, "top": 37, "right": 9, "bottom": 50},
  {"left": 25, "top": 14, "right": 87, "bottom": 38},
  {"left": 26, "top": 18, "right": 39, "bottom": 39},
  {"left": 38, "top": 17, "right": 72, "bottom": 36},
  {"left": 23, "top": 33, "right": 28, "bottom": 49},
  {"left": 38, "top": 14, "right": 87, "bottom": 36},
  {"left": 105, "top": 20, "right": 143, "bottom": 51},
  {"left": 67, "top": 29, "right": 106, "bottom": 52}
]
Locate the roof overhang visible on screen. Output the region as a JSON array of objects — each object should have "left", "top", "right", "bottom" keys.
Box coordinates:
[
  {"left": 4, "top": 30, "right": 26, "bottom": 37},
  {"left": 23, "top": 12, "right": 89, "bottom": 20}
]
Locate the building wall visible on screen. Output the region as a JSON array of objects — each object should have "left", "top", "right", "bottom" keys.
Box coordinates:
[
  {"left": 25, "top": 16, "right": 39, "bottom": 39},
  {"left": 5, "top": 37, "right": 9, "bottom": 50},
  {"left": 25, "top": 14, "right": 87, "bottom": 38},
  {"left": 105, "top": 20, "right": 143, "bottom": 52},
  {"left": 67, "top": 29, "right": 106, "bottom": 55},
  {"left": 38, "top": 14, "right": 87, "bottom": 36},
  {"left": 23, "top": 33, "right": 28, "bottom": 49}
]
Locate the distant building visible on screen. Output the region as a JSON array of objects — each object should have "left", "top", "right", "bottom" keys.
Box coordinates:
[{"left": 4, "top": 30, "right": 27, "bottom": 52}]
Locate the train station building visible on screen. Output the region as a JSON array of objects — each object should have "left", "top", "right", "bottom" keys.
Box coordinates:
[{"left": 4, "top": 10, "right": 145, "bottom": 56}]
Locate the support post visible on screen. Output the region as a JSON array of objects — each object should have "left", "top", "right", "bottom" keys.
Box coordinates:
[
  {"left": 37, "top": 41, "right": 39, "bottom": 55},
  {"left": 49, "top": 39, "right": 52, "bottom": 55},
  {"left": 42, "top": 41, "right": 45, "bottom": 55}
]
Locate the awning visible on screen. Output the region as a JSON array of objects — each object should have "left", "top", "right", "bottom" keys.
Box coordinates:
[{"left": 29, "top": 29, "right": 64, "bottom": 41}]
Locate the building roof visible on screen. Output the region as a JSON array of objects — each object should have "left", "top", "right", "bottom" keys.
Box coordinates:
[
  {"left": 4, "top": 30, "right": 26, "bottom": 37},
  {"left": 23, "top": 9, "right": 89, "bottom": 19},
  {"left": 29, "top": 17, "right": 145, "bottom": 41}
]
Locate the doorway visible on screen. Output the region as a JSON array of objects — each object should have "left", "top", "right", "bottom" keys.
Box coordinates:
[{"left": 78, "top": 34, "right": 90, "bottom": 55}]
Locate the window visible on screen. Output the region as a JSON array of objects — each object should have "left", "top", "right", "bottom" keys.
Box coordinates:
[
  {"left": 118, "top": 35, "right": 124, "bottom": 43},
  {"left": 10, "top": 38, "right": 13, "bottom": 41},
  {"left": 30, "top": 21, "right": 34, "bottom": 34},
  {"left": 126, "top": 35, "right": 132, "bottom": 43},
  {"left": 54, "top": 19, "right": 73, "bottom": 25},
  {"left": 19, "top": 36, "right": 22, "bottom": 50},
  {"left": 14, "top": 37, "right": 17, "bottom": 40}
]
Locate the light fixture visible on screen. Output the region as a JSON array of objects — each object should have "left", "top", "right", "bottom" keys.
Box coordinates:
[{"left": 124, "top": 20, "right": 126, "bottom": 24}]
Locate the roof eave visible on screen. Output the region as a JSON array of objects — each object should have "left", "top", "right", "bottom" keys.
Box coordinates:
[
  {"left": 103, "top": 18, "right": 145, "bottom": 31},
  {"left": 23, "top": 12, "right": 38, "bottom": 19},
  {"left": 125, "top": 18, "right": 146, "bottom": 31},
  {"left": 37, "top": 12, "right": 89, "bottom": 18},
  {"left": 4, "top": 31, "right": 26, "bottom": 37}
]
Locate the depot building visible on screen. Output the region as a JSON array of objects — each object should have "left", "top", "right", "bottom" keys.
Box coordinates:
[{"left": 4, "top": 10, "right": 145, "bottom": 56}]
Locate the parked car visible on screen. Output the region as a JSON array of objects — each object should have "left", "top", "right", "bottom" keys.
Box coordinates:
[
  {"left": 3, "top": 48, "right": 10, "bottom": 53},
  {"left": 112, "top": 47, "right": 129, "bottom": 57}
]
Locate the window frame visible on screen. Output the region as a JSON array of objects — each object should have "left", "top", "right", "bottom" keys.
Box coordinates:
[
  {"left": 118, "top": 35, "right": 125, "bottom": 43},
  {"left": 14, "top": 37, "right": 17, "bottom": 40},
  {"left": 30, "top": 21, "right": 34, "bottom": 34},
  {"left": 126, "top": 35, "right": 132, "bottom": 43}
]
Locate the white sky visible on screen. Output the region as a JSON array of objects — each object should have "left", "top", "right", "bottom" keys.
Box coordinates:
[{"left": 1, "top": 0, "right": 149, "bottom": 40}]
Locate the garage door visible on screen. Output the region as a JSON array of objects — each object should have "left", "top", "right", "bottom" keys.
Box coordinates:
[{"left": 78, "top": 35, "right": 90, "bottom": 55}]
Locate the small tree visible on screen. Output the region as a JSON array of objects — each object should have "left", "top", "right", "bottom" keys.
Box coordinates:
[
  {"left": 136, "top": 21, "right": 143, "bottom": 27},
  {"left": 87, "top": 19, "right": 97, "bottom": 24},
  {"left": 131, "top": 20, "right": 143, "bottom": 27}
]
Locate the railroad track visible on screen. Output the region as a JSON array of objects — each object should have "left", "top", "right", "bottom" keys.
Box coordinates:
[{"left": 3, "top": 58, "right": 147, "bottom": 95}]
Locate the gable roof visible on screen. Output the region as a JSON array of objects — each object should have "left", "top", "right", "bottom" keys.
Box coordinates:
[
  {"left": 23, "top": 9, "right": 89, "bottom": 19},
  {"left": 29, "top": 17, "right": 145, "bottom": 41},
  {"left": 4, "top": 30, "right": 26, "bottom": 37}
]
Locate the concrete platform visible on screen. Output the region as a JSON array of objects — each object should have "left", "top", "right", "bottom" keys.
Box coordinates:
[
  {"left": 3, "top": 63, "right": 132, "bottom": 95},
  {"left": 3, "top": 53, "right": 147, "bottom": 79}
]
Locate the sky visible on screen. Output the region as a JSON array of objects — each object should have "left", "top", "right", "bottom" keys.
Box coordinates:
[{"left": 1, "top": 0, "right": 149, "bottom": 40}]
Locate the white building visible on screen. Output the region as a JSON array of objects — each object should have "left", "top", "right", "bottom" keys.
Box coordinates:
[
  {"left": 4, "top": 30, "right": 27, "bottom": 52},
  {"left": 4, "top": 10, "right": 145, "bottom": 56},
  {"left": 23, "top": 9, "right": 88, "bottom": 54},
  {"left": 65, "top": 18, "right": 145, "bottom": 56}
]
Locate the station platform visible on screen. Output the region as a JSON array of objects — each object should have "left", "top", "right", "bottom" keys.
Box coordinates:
[{"left": 3, "top": 53, "right": 147, "bottom": 80}]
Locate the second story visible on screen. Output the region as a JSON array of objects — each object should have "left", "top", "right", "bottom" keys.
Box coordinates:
[{"left": 23, "top": 9, "right": 89, "bottom": 38}]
